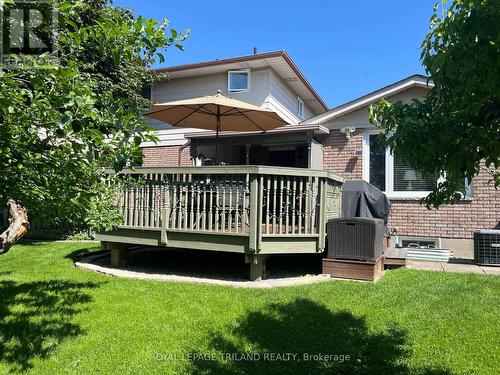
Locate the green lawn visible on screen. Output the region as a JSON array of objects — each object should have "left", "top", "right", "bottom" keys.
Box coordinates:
[{"left": 0, "top": 242, "right": 498, "bottom": 374}]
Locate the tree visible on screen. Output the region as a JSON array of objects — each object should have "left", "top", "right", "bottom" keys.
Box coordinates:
[
  {"left": 0, "top": 0, "right": 186, "bottom": 253},
  {"left": 369, "top": 0, "right": 499, "bottom": 208}
]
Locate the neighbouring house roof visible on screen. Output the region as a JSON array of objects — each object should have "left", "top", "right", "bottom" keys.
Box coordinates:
[
  {"left": 153, "top": 50, "right": 328, "bottom": 115},
  {"left": 302, "top": 74, "right": 433, "bottom": 125}
]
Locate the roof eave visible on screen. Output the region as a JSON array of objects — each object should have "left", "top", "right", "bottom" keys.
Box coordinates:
[
  {"left": 302, "top": 74, "right": 433, "bottom": 125},
  {"left": 153, "top": 50, "right": 286, "bottom": 74},
  {"left": 152, "top": 50, "right": 328, "bottom": 113},
  {"left": 184, "top": 124, "right": 330, "bottom": 139}
]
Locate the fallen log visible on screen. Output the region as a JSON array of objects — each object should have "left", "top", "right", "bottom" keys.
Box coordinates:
[{"left": 0, "top": 199, "right": 30, "bottom": 255}]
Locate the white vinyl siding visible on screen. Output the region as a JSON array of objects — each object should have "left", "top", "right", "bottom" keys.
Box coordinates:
[
  {"left": 266, "top": 70, "right": 313, "bottom": 124},
  {"left": 153, "top": 70, "right": 267, "bottom": 105},
  {"left": 147, "top": 68, "right": 316, "bottom": 147}
]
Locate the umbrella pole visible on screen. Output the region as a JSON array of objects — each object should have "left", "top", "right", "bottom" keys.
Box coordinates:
[{"left": 215, "top": 105, "right": 220, "bottom": 164}]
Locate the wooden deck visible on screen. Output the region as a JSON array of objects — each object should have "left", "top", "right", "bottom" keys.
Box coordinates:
[{"left": 96, "top": 166, "right": 344, "bottom": 280}]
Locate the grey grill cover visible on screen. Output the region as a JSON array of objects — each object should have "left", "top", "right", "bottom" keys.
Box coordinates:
[{"left": 342, "top": 181, "right": 391, "bottom": 224}]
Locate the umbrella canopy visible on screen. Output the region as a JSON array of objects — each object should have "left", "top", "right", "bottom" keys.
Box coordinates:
[
  {"left": 145, "top": 91, "right": 288, "bottom": 132},
  {"left": 145, "top": 91, "right": 289, "bottom": 163}
]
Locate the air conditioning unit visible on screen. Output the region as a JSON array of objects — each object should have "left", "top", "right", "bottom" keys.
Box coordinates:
[
  {"left": 474, "top": 230, "right": 500, "bottom": 265},
  {"left": 327, "top": 218, "right": 384, "bottom": 261}
]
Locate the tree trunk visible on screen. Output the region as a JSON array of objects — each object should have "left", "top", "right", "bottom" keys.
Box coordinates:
[{"left": 0, "top": 199, "right": 30, "bottom": 255}]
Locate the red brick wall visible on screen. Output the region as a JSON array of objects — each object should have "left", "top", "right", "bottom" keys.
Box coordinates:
[
  {"left": 324, "top": 130, "right": 500, "bottom": 239},
  {"left": 388, "top": 168, "right": 499, "bottom": 239},
  {"left": 142, "top": 145, "right": 191, "bottom": 167},
  {"left": 324, "top": 129, "right": 363, "bottom": 180}
]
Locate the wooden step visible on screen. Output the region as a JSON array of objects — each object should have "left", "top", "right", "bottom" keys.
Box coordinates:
[{"left": 322, "top": 257, "right": 383, "bottom": 281}]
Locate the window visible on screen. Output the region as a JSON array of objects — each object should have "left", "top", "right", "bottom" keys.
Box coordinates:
[
  {"left": 228, "top": 70, "right": 250, "bottom": 92},
  {"left": 297, "top": 97, "right": 304, "bottom": 118},
  {"left": 141, "top": 85, "right": 152, "bottom": 100},
  {"left": 363, "top": 132, "right": 438, "bottom": 198},
  {"left": 399, "top": 236, "right": 441, "bottom": 249},
  {"left": 368, "top": 134, "right": 386, "bottom": 191},
  {"left": 393, "top": 156, "right": 436, "bottom": 192}
]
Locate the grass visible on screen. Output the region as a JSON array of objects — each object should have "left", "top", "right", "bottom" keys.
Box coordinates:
[{"left": 0, "top": 242, "right": 498, "bottom": 374}]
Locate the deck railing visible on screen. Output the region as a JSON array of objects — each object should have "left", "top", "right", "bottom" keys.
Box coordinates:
[{"left": 110, "top": 166, "right": 343, "bottom": 252}]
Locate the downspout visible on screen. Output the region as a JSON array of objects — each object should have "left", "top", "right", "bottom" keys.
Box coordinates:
[{"left": 178, "top": 139, "right": 192, "bottom": 167}]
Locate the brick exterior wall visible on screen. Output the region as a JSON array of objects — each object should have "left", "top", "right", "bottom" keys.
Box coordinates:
[
  {"left": 324, "top": 130, "right": 500, "bottom": 239},
  {"left": 142, "top": 145, "right": 191, "bottom": 167},
  {"left": 324, "top": 129, "right": 364, "bottom": 180},
  {"left": 388, "top": 168, "right": 500, "bottom": 239}
]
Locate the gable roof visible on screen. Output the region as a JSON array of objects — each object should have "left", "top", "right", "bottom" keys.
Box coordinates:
[
  {"left": 153, "top": 50, "right": 328, "bottom": 115},
  {"left": 302, "top": 74, "right": 433, "bottom": 124}
]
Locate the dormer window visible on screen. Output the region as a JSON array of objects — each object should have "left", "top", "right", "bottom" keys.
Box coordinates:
[
  {"left": 297, "top": 97, "right": 304, "bottom": 118},
  {"left": 228, "top": 70, "right": 250, "bottom": 92}
]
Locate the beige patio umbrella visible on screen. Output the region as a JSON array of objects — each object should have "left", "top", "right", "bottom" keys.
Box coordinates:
[{"left": 145, "top": 90, "right": 288, "bottom": 163}]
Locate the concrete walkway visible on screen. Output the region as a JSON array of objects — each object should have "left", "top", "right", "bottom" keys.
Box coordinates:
[{"left": 407, "top": 260, "right": 500, "bottom": 275}]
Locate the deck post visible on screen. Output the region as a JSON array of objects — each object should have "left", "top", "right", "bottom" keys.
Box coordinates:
[
  {"left": 318, "top": 178, "right": 327, "bottom": 251},
  {"left": 247, "top": 254, "right": 267, "bottom": 281},
  {"left": 160, "top": 207, "right": 168, "bottom": 246},
  {"left": 248, "top": 174, "right": 260, "bottom": 252},
  {"left": 109, "top": 242, "right": 129, "bottom": 267}
]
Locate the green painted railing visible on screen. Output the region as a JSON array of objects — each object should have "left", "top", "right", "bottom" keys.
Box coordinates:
[{"left": 111, "top": 166, "right": 343, "bottom": 251}]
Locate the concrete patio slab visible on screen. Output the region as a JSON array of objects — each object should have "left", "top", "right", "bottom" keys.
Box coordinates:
[
  {"left": 406, "top": 260, "right": 500, "bottom": 276},
  {"left": 480, "top": 266, "right": 500, "bottom": 276},
  {"left": 442, "top": 263, "right": 486, "bottom": 274}
]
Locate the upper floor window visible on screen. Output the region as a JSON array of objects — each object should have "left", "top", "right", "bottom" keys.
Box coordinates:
[
  {"left": 363, "top": 132, "right": 439, "bottom": 198},
  {"left": 228, "top": 70, "right": 250, "bottom": 92},
  {"left": 297, "top": 97, "right": 304, "bottom": 118}
]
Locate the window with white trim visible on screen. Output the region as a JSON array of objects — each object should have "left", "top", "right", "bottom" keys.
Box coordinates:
[
  {"left": 363, "top": 131, "right": 438, "bottom": 198},
  {"left": 297, "top": 97, "right": 304, "bottom": 118},
  {"left": 228, "top": 70, "right": 250, "bottom": 92},
  {"left": 398, "top": 236, "right": 441, "bottom": 248}
]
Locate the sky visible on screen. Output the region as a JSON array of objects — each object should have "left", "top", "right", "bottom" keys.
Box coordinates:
[{"left": 114, "top": 0, "right": 439, "bottom": 108}]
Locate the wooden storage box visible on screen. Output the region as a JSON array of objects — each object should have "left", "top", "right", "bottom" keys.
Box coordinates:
[{"left": 322, "top": 256, "right": 383, "bottom": 281}]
